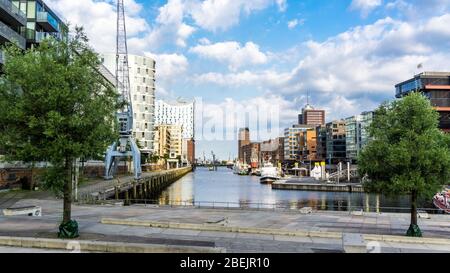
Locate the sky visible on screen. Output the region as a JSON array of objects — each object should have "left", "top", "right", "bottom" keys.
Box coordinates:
[{"left": 45, "top": 0, "right": 450, "bottom": 160}]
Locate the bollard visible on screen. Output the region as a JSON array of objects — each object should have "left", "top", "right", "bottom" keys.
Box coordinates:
[
  {"left": 132, "top": 183, "right": 137, "bottom": 199},
  {"left": 124, "top": 190, "right": 130, "bottom": 206},
  {"left": 115, "top": 186, "right": 119, "bottom": 200}
]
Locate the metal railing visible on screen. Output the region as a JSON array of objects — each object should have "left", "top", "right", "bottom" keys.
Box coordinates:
[
  {"left": 0, "top": 20, "right": 25, "bottom": 49},
  {"left": 0, "top": 0, "right": 27, "bottom": 25},
  {"left": 77, "top": 198, "right": 445, "bottom": 214},
  {"left": 36, "top": 11, "right": 59, "bottom": 31}
]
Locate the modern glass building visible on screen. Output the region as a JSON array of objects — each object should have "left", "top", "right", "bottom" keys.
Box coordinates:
[
  {"left": 12, "top": 0, "right": 67, "bottom": 48},
  {"left": 395, "top": 72, "right": 450, "bottom": 132},
  {"left": 345, "top": 111, "right": 373, "bottom": 163},
  {"left": 0, "top": 0, "right": 27, "bottom": 63},
  {"left": 325, "top": 120, "right": 346, "bottom": 164},
  {"left": 283, "top": 124, "right": 314, "bottom": 162}
]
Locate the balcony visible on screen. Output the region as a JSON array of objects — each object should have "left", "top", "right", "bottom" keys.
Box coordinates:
[
  {"left": 0, "top": 20, "right": 25, "bottom": 49},
  {"left": 0, "top": 0, "right": 26, "bottom": 27},
  {"left": 36, "top": 11, "right": 59, "bottom": 32}
]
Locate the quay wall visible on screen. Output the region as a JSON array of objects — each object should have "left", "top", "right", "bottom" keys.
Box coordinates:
[{"left": 272, "top": 182, "right": 364, "bottom": 193}]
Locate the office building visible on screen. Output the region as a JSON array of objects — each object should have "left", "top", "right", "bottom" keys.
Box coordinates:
[
  {"left": 395, "top": 72, "right": 450, "bottom": 132},
  {"left": 154, "top": 125, "right": 171, "bottom": 158},
  {"left": 284, "top": 124, "right": 315, "bottom": 162},
  {"left": 315, "top": 126, "right": 327, "bottom": 161},
  {"left": 299, "top": 103, "right": 326, "bottom": 126},
  {"left": 298, "top": 128, "right": 318, "bottom": 162},
  {"left": 102, "top": 54, "right": 156, "bottom": 155},
  {"left": 326, "top": 120, "right": 346, "bottom": 164}
]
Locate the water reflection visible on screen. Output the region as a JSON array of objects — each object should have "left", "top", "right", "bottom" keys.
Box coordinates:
[{"left": 156, "top": 167, "right": 434, "bottom": 213}]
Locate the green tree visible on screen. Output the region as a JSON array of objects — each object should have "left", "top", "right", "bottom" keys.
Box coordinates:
[
  {"left": 358, "top": 92, "right": 450, "bottom": 237},
  {"left": 0, "top": 27, "right": 121, "bottom": 238}
]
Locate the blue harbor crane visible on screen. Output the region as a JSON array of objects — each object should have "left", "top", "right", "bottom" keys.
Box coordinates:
[{"left": 104, "top": 0, "right": 141, "bottom": 180}]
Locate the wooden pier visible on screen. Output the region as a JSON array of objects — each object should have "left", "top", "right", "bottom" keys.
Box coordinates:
[{"left": 77, "top": 167, "right": 192, "bottom": 202}]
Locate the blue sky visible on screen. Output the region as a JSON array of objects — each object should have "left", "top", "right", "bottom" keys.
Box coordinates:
[{"left": 47, "top": 0, "right": 450, "bottom": 160}]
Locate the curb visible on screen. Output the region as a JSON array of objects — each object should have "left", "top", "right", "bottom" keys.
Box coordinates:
[
  {"left": 0, "top": 236, "right": 226, "bottom": 253},
  {"left": 101, "top": 218, "right": 342, "bottom": 239},
  {"left": 100, "top": 218, "right": 450, "bottom": 245}
]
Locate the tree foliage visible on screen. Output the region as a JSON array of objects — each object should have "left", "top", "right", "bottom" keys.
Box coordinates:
[
  {"left": 359, "top": 92, "right": 450, "bottom": 197},
  {"left": 0, "top": 27, "right": 121, "bottom": 229},
  {"left": 358, "top": 92, "right": 450, "bottom": 236}
]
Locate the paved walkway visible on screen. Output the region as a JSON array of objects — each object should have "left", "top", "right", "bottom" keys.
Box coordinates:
[{"left": 0, "top": 199, "right": 448, "bottom": 253}]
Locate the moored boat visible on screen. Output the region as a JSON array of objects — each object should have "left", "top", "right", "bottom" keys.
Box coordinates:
[{"left": 260, "top": 162, "right": 279, "bottom": 184}]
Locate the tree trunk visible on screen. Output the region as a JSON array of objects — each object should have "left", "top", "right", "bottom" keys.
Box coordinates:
[
  {"left": 62, "top": 157, "right": 73, "bottom": 224},
  {"left": 410, "top": 190, "right": 417, "bottom": 226},
  {"left": 406, "top": 189, "right": 422, "bottom": 237}
]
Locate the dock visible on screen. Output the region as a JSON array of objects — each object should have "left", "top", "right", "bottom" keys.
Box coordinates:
[
  {"left": 272, "top": 179, "right": 364, "bottom": 193},
  {"left": 77, "top": 167, "right": 192, "bottom": 202}
]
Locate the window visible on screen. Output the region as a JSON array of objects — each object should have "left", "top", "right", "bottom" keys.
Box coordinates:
[{"left": 137, "top": 68, "right": 140, "bottom": 74}]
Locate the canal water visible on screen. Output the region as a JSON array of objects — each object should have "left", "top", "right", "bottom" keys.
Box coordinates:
[{"left": 155, "top": 167, "right": 436, "bottom": 213}]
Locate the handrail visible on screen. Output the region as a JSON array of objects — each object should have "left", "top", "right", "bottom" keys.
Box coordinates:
[{"left": 76, "top": 198, "right": 445, "bottom": 214}]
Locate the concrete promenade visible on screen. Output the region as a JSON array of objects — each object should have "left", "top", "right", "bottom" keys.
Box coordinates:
[{"left": 0, "top": 198, "right": 449, "bottom": 253}]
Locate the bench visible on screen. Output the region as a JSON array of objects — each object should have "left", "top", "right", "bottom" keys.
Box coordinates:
[
  {"left": 299, "top": 207, "right": 313, "bottom": 214},
  {"left": 342, "top": 233, "right": 366, "bottom": 253},
  {"left": 350, "top": 209, "right": 364, "bottom": 216},
  {"left": 2, "top": 206, "right": 42, "bottom": 217}
]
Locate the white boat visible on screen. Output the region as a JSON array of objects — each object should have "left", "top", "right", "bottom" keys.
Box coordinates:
[
  {"left": 233, "top": 162, "right": 249, "bottom": 175},
  {"left": 260, "top": 162, "right": 280, "bottom": 184}
]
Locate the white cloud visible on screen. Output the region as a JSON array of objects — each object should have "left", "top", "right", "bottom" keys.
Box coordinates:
[
  {"left": 350, "top": 0, "right": 383, "bottom": 18},
  {"left": 287, "top": 18, "right": 305, "bottom": 29},
  {"left": 199, "top": 94, "right": 295, "bottom": 141},
  {"left": 190, "top": 41, "right": 268, "bottom": 71},
  {"left": 46, "top": 0, "right": 149, "bottom": 53},
  {"left": 145, "top": 52, "right": 189, "bottom": 80},
  {"left": 187, "top": 0, "right": 287, "bottom": 32},
  {"left": 193, "top": 13, "right": 450, "bottom": 121}
]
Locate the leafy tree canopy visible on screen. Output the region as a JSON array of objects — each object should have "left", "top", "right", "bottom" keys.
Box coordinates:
[{"left": 359, "top": 92, "right": 450, "bottom": 198}]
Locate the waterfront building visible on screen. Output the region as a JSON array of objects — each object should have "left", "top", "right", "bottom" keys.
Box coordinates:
[
  {"left": 299, "top": 104, "right": 325, "bottom": 126},
  {"left": 155, "top": 99, "right": 195, "bottom": 162},
  {"left": 395, "top": 72, "right": 450, "bottom": 132},
  {"left": 345, "top": 115, "right": 361, "bottom": 162},
  {"left": 315, "top": 126, "right": 327, "bottom": 161},
  {"left": 284, "top": 124, "right": 315, "bottom": 162},
  {"left": 260, "top": 137, "right": 284, "bottom": 165},
  {"left": 155, "top": 99, "right": 195, "bottom": 139},
  {"left": 16, "top": 0, "right": 68, "bottom": 48},
  {"left": 238, "top": 128, "right": 250, "bottom": 163},
  {"left": 187, "top": 139, "right": 195, "bottom": 165},
  {"left": 0, "top": 0, "right": 27, "bottom": 60},
  {"left": 326, "top": 120, "right": 346, "bottom": 164},
  {"left": 153, "top": 125, "right": 171, "bottom": 158},
  {"left": 242, "top": 142, "right": 260, "bottom": 168},
  {"left": 298, "top": 128, "right": 318, "bottom": 162},
  {"left": 102, "top": 54, "right": 156, "bottom": 155},
  {"left": 167, "top": 124, "right": 182, "bottom": 159}
]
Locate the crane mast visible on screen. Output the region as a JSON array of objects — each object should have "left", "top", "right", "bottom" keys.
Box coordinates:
[{"left": 104, "top": 0, "right": 142, "bottom": 180}]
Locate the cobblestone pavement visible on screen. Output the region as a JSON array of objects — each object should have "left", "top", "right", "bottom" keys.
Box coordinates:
[{"left": 0, "top": 199, "right": 448, "bottom": 253}]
